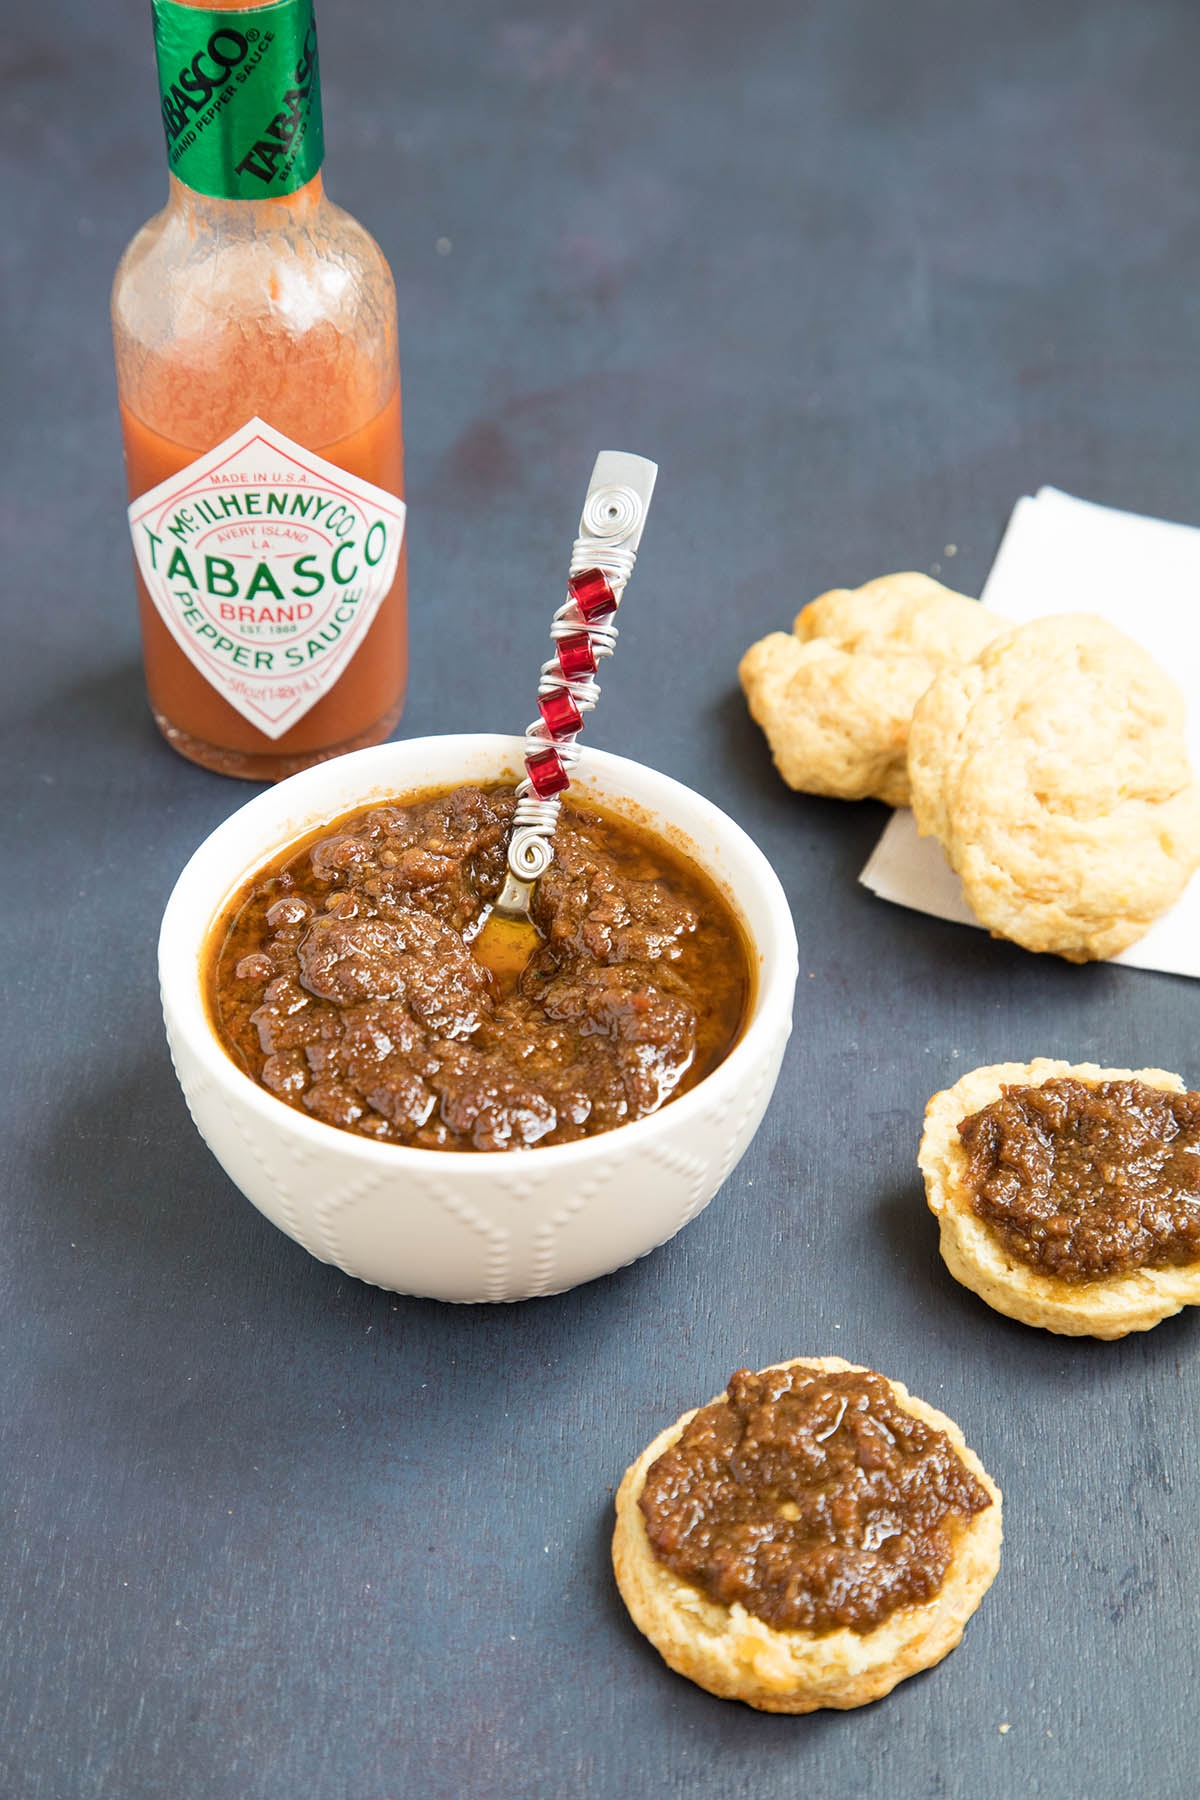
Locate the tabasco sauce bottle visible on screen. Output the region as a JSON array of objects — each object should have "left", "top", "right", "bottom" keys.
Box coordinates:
[{"left": 112, "top": 0, "right": 407, "bottom": 779}]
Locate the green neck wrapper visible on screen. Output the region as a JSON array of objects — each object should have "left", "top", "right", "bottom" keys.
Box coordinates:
[{"left": 151, "top": 0, "right": 325, "bottom": 200}]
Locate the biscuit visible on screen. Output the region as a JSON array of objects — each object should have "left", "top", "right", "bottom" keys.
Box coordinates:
[
  {"left": 739, "top": 573, "right": 1002, "bottom": 806},
  {"left": 907, "top": 613, "right": 1200, "bottom": 961},
  {"left": 612, "top": 1356, "right": 1002, "bottom": 1712},
  {"left": 919, "top": 1059, "right": 1200, "bottom": 1337}
]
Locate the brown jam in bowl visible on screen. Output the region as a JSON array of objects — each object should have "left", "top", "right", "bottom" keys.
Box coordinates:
[
  {"left": 206, "top": 782, "right": 752, "bottom": 1152},
  {"left": 638, "top": 1365, "right": 992, "bottom": 1635},
  {"left": 958, "top": 1077, "right": 1200, "bottom": 1281}
]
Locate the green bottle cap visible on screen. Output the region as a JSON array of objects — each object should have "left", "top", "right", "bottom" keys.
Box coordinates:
[{"left": 152, "top": 0, "right": 326, "bottom": 200}]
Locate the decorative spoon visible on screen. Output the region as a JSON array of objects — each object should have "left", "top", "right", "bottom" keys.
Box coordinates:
[{"left": 471, "top": 450, "right": 658, "bottom": 983}]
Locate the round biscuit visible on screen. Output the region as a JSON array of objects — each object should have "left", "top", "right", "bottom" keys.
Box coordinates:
[
  {"left": 919, "top": 1059, "right": 1200, "bottom": 1337},
  {"left": 739, "top": 573, "right": 1001, "bottom": 806},
  {"left": 907, "top": 614, "right": 1200, "bottom": 961},
  {"left": 612, "top": 1355, "right": 1002, "bottom": 1712}
]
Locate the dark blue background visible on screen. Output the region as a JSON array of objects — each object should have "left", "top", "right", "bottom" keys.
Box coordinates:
[{"left": 3, "top": 2, "right": 1198, "bottom": 1794}]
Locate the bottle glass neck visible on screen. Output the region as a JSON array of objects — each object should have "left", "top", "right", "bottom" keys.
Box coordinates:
[{"left": 166, "top": 168, "right": 326, "bottom": 221}]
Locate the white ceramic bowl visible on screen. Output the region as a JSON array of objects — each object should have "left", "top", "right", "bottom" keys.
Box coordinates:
[{"left": 159, "top": 735, "right": 798, "bottom": 1302}]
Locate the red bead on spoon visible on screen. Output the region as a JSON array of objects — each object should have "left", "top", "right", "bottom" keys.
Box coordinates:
[
  {"left": 568, "top": 566, "right": 618, "bottom": 622},
  {"left": 525, "top": 747, "right": 570, "bottom": 798},
  {"left": 537, "top": 688, "right": 584, "bottom": 740},
  {"left": 556, "top": 631, "right": 597, "bottom": 680}
]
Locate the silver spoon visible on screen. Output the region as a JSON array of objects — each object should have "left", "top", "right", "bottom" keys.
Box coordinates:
[{"left": 471, "top": 451, "right": 658, "bottom": 985}]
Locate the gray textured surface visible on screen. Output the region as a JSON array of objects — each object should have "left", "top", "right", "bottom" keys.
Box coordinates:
[{"left": 3, "top": 2, "right": 1200, "bottom": 1795}]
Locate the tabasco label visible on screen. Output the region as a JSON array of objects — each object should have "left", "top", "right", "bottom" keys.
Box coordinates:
[
  {"left": 152, "top": 0, "right": 325, "bottom": 201},
  {"left": 128, "top": 417, "right": 406, "bottom": 739}
]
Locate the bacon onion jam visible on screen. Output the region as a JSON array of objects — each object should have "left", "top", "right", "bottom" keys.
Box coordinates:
[
  {"left": 958, "top": 1077, "right": 1200, "bottom": 1281},
  {"left": 206, "top": 783, "right": 752, "bottom": 1152},
  {"left": 638, "top": 1365, "right": 993, "bottom": 1634}
]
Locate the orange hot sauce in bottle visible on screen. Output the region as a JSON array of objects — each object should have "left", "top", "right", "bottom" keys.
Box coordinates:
[{"left": 112, "top": 0, "right": 407, "bottom": 779}]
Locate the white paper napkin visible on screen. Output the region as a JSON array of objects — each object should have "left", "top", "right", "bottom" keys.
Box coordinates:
[{"left": 859, "top": 487, "right": 1200, "bottom": 975}]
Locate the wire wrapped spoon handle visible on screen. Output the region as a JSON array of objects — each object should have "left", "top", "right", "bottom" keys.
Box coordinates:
[
  {"left": 471, "top": 452, "right": 658, "bottom": 982},
  {"left": 496, "top": 450, "right": 658, "bottom": 913}
]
